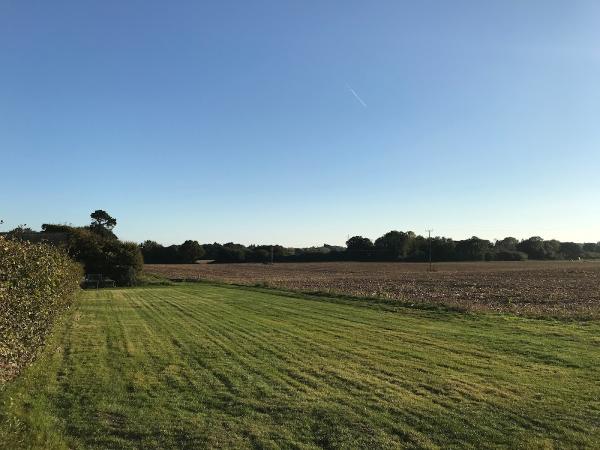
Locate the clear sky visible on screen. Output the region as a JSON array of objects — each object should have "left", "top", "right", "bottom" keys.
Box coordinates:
[{"left": 1, "top": 1, "right": 599, "bottom": 246}]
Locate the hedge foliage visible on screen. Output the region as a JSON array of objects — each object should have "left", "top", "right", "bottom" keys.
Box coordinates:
[{"left": 0, "top": 236, "right": 82, "bottom": 381}]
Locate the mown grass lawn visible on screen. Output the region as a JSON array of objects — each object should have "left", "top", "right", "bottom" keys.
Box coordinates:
[{"left": 1, "top": 283, "right": 599, "bottom": 449}]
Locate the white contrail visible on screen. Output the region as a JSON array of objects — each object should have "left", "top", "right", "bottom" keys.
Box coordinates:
[{"left": 346, "top": 84, "right": 367, "bottom": 107}]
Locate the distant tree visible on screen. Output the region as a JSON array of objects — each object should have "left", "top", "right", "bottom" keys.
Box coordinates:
[
  {"left": 245, "top": 245, "right": 287, "bottom": 263},
  {"left": 250, "top": 247, "right": 271, "bottom": 263},
  {"left": 163, "top": 245, "right": 181, "bottom": 263},
  {"left": 202, "top": 243, "right": 223, "bottom": 260},
  {"left": 559, "top": 242, "right": 583, "bottom": 259},
  {"left": 140, "top": 240, "right": 164, "bottom": 263},
  {"left": 517, "top": 237, "right": 562, "bottom": 260},
  {"left": 272, "top": 245, "right": 288, "bottom": 259},
  {"left": 430, "top": 237, "right": 456, "bottom": 261},
  {"left": 583, "top": 242, "right": 600, "bottom": 253},
  {"left": 544, "top": 240, "right": 561, "bottom": 260},
  {"left": 374, "top": 231, "right": 416, "bottom": 260},
  {"left": 346, "top": 236, "right": 374, "bottom": 260},
  {"left": 346, "top": 236, "right": 373, "bottom": 250},
  {"left": 179, "top": 240, "right": 205, "bottom": 263},
  {"left": 218, "top": 243, "right": 247, "bottom": 262},
  {"left": 90, "top": 210, "right": 117, "bottom": 239},
  {"left": 517, "top": 237, "right": 546, "bottom": 259},
  {"left": 495, "top": 237, "right": 519, "bottom": 251},
  {"left": 90, "top": 210, "right": 116, "bottom": 229},
  {"left": 455, "top": 237, "right": 491, "bottom": 261},
  {"left": 90, "top": 210, "right": 115, "bottom": 229}
]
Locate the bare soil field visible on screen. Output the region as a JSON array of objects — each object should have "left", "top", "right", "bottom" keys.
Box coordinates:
[{"left": 145, "top": 261, "right": 600, "bottom": 319}]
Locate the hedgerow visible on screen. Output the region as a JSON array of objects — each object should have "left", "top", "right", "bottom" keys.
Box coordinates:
[{"left": 0, "top": 236, "right": 82, "bottom": 381}]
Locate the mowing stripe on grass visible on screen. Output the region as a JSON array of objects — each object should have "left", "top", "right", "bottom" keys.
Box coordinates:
[{"left": 1, "top": 283, "right": 598, "bottom": 449}]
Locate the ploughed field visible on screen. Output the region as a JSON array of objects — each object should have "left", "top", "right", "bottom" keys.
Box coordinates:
[
  {"left": 145, "top": 261, "right": 600, "bottom": 319},
  {"left": 1, "top": 284, "right": 599, "bottom": 448}
]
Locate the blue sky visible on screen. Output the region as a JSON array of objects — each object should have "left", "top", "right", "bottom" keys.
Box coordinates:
[{"left": 1, "top": 1, "right": 599, "bottom": 246}]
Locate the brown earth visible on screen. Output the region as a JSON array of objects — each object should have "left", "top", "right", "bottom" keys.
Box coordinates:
[{"left": 145, "top": 261, "right": 600, "bottom": 319}]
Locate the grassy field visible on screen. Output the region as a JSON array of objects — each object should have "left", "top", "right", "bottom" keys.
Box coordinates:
[
  {"left": 1, "top": 283, "right": 599, "bottom": 449},
  {"left": 146, "top": 261, "right": 600, "bottom": 319}
]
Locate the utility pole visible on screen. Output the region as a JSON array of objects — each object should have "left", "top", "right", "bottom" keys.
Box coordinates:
[{"left": 426, "top": 229, "right": 433, "bottom": 272}]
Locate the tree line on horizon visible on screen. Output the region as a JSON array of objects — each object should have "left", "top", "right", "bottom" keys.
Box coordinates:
[
  {"left": 4, "top": 211, "right": 598, "bottom": 265},
  {"left": 140, "top": 231, "right": 600, "bottom": 264}
]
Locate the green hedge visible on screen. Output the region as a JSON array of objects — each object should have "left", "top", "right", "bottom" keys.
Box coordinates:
[{"left": 0, "top": 236, "right": 82, "bottom": 381}]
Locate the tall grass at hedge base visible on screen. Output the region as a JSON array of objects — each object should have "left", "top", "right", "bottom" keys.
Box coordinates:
[{"left": 0, "top": 236, "right": 82, "bottom": 382}]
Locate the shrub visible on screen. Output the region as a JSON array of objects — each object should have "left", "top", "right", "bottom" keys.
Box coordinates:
[
  {"left": 45, "top": 226, "right": 143, "bottom": 286},
  {"left": 0, "top": 236, "right": 82, "bottom": 381},
  {"left": 105, "top": 241, "right": 144, "bottom": 286}
]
